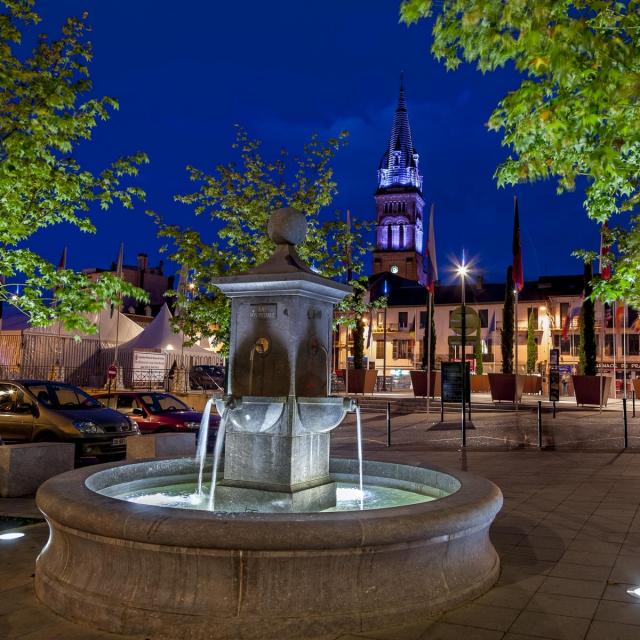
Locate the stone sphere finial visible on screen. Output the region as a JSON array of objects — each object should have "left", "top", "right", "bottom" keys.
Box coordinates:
[{"left": 268, "top": 207, "right": 307, "bottom": 246}]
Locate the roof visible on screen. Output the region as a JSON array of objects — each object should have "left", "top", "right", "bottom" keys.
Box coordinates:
[{"left": 369, "top": 272, "right": 586, "bottom": 307}]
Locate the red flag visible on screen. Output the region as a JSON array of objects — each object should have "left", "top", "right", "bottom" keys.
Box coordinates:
[
  {"left": 57, "top": 247, "right": 67, "bottom": 271},
  {"left": 600, "top": 222, "right": 611, "bottom": 280},
  {"left": 615, "top": 302, "right": 624, "bottom": 334},
  {"left": 512, "top": 196, "right": 524, "bottom": 292}
]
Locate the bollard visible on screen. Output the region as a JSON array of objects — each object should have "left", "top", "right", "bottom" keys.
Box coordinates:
[
  {"left": 624, "top": 398, "right": 628, "bottom": 449},
  {"left": 553, "top": 400, "right": 556, "bottom": 419},
  {"left": 634, "top": 391, "right": 636, "bottom": 419},
  {"left": 537, "top": 401, "right": 543, "bottom": 449},
  {"left": 386, "top": 402, "right": 391, "bottom": 447},
  {"left": 440, "top": 395, "right": 444, "bottom": 423}
]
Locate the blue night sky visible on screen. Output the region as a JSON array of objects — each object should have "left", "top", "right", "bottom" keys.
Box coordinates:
[{"left": 29, "top": 1, "right": 595, "bottom": 285}]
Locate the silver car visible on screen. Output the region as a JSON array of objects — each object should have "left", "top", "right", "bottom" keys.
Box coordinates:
[{"left": 0, "top": 379, "right": 139, "bottom": 459}]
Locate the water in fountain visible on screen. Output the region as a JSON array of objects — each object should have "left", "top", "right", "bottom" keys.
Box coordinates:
[
  {"left": 196, "top": 397, "right": 214, "bottom": 496},
  {"left": 207, "top": 407, "right": 227, "bottom": 511},
  {"left": 355, "top": 404, "right": 364, "bottom": 510}
]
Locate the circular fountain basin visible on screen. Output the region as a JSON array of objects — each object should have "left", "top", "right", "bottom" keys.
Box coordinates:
[{"left": 35, "top": 457, "right": 502, "bottom": 640}]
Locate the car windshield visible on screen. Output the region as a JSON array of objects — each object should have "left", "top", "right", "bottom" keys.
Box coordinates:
[
  {"left": 139, "top": 393, "right": 189, "bottom": 413},
  {"left": 25, "top": 382, "right": 102, "bottom": 410}
]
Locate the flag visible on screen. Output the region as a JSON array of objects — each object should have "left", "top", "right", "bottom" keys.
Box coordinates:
[
  {"left": 562, "top": 298, "right": 583, "bottom": 340},
  {"left": 512, "top": 196, "right": 524, "bottom": 292},
  {"left": 600, "top": 222, "right": 611, "bottom": 281},
  {"left": 615, "top": 302, "right": 624, "bottom": 334},
  {"left": 488, "top": 311, "right": 496, "bottom": 333},
  {"left": 57, "top": 247, "right": 67, "bottom": 271},
  {"left": 115, "top": 242, "right": 124, "bottom": 278},
  {"left": 423, "top": 203, "right": 438, "bottom": 293}
]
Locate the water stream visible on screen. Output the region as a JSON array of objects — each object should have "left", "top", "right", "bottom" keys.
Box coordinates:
[
  {"left": 355, "top": 404, "right": 364, "bottom": 510},
  {"left": 196, "top": 398, "right": 214, "bottom": 496},
  {"left": 207, "top": 408, "right": 228, "bottom": 511}
]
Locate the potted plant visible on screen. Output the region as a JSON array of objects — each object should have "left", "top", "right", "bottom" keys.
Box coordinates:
[
  {"left": 573, "top": 263, "right": 610, "bottom": 405},
  {"left": 411, "top": 299, "right": 439, "bottom": 397},
  {"left": 489, "top": 266, "right": 524, "bottom": 402}
]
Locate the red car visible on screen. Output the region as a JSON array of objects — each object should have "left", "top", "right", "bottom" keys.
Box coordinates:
[{"left": 93, "top": 391, "right": 219, "bottom": 436}]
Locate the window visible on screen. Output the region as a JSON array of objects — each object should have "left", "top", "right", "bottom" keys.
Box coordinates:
[
  {"left": 419, "top": 311, "right": 427, "bottom": 329},
  {"left": 560, "top": 302, "right": 570, "bottom": 327},
  {"left": 605, "top": 334, "right": 615, "bottom": 356},
  {"left": 478, "top": 309, "right": 488, "bottom": 329},
  {"left": 553, "top": 334, "right": 575, "bottom": 356},
  {"left": 626, "top": 334, "right": 640, "bottom": 356},
  {"left": 527, "top": 307, "right": 539, "bottom": 327},
  {"left": 376, "top": 311, "right": 384, "bottom": 327},
  {"left": 392, "top": 339, "right": 413, "bottom": 360},
  {"left": 0, "top": 384, "right": 18, "bottom": 412},
  {"left": 398, "top": 312, "right": 408, "bottom": 329},
  {"left": 116, "top": 395, "right": 140, "bottom": 414},
  {"left": 376, "top": 341, "right": 385, "bottom": 359}
]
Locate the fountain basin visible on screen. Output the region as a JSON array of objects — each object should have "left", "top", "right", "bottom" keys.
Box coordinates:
[{"left": 35, "top": 457, "right": 502, "bottom": 640}]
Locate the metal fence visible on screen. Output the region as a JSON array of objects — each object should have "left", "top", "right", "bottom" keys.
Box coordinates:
[
  {"left": 335, "top": 392, "right": 640, "bottom": 452},
  {"left": 0, "top": 364, "right": 224, "bottom": 394}
]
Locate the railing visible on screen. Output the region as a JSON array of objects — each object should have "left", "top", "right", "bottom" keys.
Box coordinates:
[{"left": 0, "top": 364, "right": 224, "bottom": 394}]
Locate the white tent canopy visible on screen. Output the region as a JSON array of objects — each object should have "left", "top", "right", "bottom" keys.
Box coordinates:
[{"left": 116, "top": 303, "right": 211, "bottom": 355}]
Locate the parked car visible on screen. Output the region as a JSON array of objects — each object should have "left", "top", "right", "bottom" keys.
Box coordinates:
[
  {"left": 93, "top": 391, "right": 219, "bottom": 437},
  {"left": 189, "top": 365, "right": 225, "bottom": 391},
  {"left": 0, "top": 380, "right": 139, "bottom": 459}
]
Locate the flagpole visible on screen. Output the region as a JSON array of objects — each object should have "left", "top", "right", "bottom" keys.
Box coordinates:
[
  {"left": 623, "top": 302, "right": 628, "bottom": 399},
  {"left": 613, "top": 300, "right": 617, "bottom": 400},
  {"left": 113, "top": 242, "right": 124, "bottom": 390},
  {"left": 600, "top": 300, "right": 605, "bottom": 413},
  {"left": 426, "top": 290, "right": 433, "bottom": 418}
]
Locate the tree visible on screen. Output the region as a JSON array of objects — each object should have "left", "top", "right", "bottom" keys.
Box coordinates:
[
  {"left": 334, "top": 278, "right": 385, "bottom": 371},
  {"left": 526, "top": 312, "right": 537, "bottom": 374},
  {"left": 578, "top": 262, "right": 597, "bottom": 375},
  {"left": 474, "top": 328, "right": 483, "bottom": 375},
  {"left": 0, "top": 2, "right": 148, "bottom": 332},
  {"left": 421, "top": 301, "right": 436, "bottom": 371},
  {"left": 401, "top": 1, "right": 640, "bottom": 306},
  {"left": 153, "top": 127, "right": 372, "bottom": 352},
  {"left": 501, "top": 265, "right": 514, "bottom": 374}
]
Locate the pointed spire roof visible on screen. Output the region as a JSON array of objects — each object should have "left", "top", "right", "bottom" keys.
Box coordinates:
[{"left": 377, "top": 74, "right": 423, "bottom": 192}]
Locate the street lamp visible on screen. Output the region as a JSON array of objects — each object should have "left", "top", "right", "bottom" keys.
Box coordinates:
[{"left": 455, "top": 256, "right": 469, "bottom": 445}]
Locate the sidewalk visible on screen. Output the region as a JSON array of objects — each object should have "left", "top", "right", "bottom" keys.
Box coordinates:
[{"left": 3, "top": 445, "right": 640, "bottom": 638}]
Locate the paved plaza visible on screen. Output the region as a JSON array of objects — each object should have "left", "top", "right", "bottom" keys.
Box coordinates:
[{"left": 3, "top": 408, "right": 640, "bottom": 639}]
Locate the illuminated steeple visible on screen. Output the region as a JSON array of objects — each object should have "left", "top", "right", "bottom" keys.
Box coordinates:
[
  {"left": 372, "top": 75, "right": 425, "bottom": 284},
  {"left": 377, "top": 74, "right": 422, "bottom": 193}
]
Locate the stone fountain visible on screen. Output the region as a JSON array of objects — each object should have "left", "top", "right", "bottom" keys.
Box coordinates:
[
  {"left": 35, "top": 207, "right": 502, "bottom": 640},
  {"left": 211, "top": 207, "right": 353, "bottom": 512}
]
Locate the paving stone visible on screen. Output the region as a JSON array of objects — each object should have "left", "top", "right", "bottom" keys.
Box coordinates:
[
  {"left": 441, "top": 603, "right": 519, "bottom": 632},
  {"left": 509, "top": 610, "right": 591, "bottom": 640},
  {"left": 585, "top": 620, "right": 640, "bottom": 639},
  {"left": 417, "top": 622, "right": 504, "bottom": 639},
  {"left": 539, "top": 576, "right": 606, "bottom": 599},
  {"left": 525, "top": 592, "right": 599, "bottom": 619},
  {"left": 549, "top": 561, "right": 612, "bottom": 582},
  {"left": 595, "top": 599, "right": 640, "bottom": 626}
]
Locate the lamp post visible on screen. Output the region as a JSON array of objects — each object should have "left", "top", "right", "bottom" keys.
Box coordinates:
[
  {"left": 456, "top": 259, "right": 469, "bottom": 446},
  {"left": 382, "top": 279, "right": 389, "bottom": 392}
]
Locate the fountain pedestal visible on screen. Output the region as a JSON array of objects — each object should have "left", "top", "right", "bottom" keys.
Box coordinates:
[{"left": 212, "top": 209, "right": 352, "bottom": 511}]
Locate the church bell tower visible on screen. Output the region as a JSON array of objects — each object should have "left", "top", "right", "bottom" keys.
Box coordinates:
[{"left": 372, "top": 76, "right": 424, "bottom": 283}]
